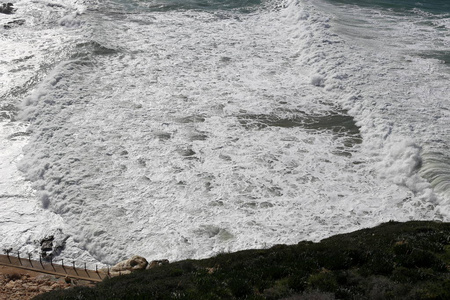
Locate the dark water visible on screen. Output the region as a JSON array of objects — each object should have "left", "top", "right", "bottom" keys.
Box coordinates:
[
  {"left": 327, "top": 0, "right": 450, "bottom": 14},
  {"left": 108, "top": 0, "right": 263, "bottom": 12}
]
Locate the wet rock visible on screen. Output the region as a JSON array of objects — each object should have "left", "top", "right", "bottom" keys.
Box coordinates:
[
  {"left": 4, "top": 19, "right": 25, "bottom": 29},
  {"left": 40, "top": 236, "right": 54, "bottom": 253},
  {"left": 0, "top": 3, "right": 14, "bottom": 14},
  {"left": 39, "top": 230, "right": 68, "bottom": 259}
]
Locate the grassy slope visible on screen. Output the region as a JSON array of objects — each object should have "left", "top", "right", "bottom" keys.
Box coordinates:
[{"left": 35, "top": 221, "right": 450, "bottom": 300}]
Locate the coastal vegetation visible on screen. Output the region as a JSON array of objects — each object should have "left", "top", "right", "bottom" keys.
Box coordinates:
[{"left": 34, "top": 221, "right": 450, "bottom": 299}]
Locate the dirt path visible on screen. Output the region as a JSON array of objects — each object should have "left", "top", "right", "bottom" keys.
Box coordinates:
[{"left": 0, "top": 254, "right": 106, "bottom": 300}]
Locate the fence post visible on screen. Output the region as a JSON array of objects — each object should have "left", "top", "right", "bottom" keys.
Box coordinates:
[
  {"left": 28, "top": 253, "right": 33, "bottom": 268},
  {"left": 85, "top": 262, "right": 90, "bottom": 277},
  {"left": 95, "top": 265, "right": 102, "bottom": 279},
  {"left": 6, "top": 249, "right": 11, "bottom": 263},
  {"left": 62, "top": 259, "right": 67, "bottom": 273},
  {"left": 39, "top": 255, "right": 44, "bottom": 269},
  {"left": 73, "top": 261, "right": 79, "bottom": 275},
  {"left": 50, "top": 257, "right": 55, "bottom": 271}
]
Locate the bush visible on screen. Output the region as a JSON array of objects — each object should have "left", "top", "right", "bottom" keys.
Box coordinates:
[
  {"left": 412, "top": 280, "right": 450, "bottom": 300},
  {"left": 33, "top": 221, "right": 450, "bottom": 300},
  {"left": 307, "top": 271, "right": 338, "bottom": 293}
]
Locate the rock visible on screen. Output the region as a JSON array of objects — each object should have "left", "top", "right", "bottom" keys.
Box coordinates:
[
  {"left": 28, "top": 285, "right": 40, "bottom": 292},
  {"left": 5, "top": 272, "right": 21, "bottom": 281},
  {"left": 4, "top": 19, "right": 25, "bottom": 29},
  {"left": 39, "top": 285, "right": 53, "bottom": 293},
  {"left": 35, "top": 274, "right": 56, "bottom": 283},
  {"left": 0, "top": 3, "right": 14, "bottom": 14},
  {"left": 51, "top": 282, "right": 61, "bottom": 289},
  {"left": 147, "top": 259, "right": 169, "bottom": 269},
  {"left": 40, "top": 236, "right": 54, "bottom": 252},
  {"left": 110, "top": 255, "right": 148, "bottom": 276},
  {"left": 39, "top": 230, "right": 68, "bottom": 259}
]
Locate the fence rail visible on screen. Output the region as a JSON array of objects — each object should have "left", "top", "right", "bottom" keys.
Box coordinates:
[{"left": 0, "top": 252, "right": 110, "bottom": 282}]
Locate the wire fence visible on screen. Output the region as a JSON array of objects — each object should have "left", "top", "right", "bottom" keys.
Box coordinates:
[{"left": 0, "top": 249, "right": 112, "bottom": 282}]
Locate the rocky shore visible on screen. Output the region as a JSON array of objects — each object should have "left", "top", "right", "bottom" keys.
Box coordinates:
[
  {"left": 0, "top": 266, "right": 93, "bottom": 300},
  {"left": 0, "top": 222, "right": 448, "bottom": 299},
  {"left": 0, "top": 253, "right": 169, "bottom": 299}
]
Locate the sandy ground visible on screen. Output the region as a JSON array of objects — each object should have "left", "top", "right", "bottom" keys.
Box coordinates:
[{"left": 0, "top": 265, "right": 95, "bottom": 300}]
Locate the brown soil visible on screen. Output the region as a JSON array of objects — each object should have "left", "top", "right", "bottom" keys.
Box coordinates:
[{"left": 0, "top": 265, "right": 95, "bottom": 300}]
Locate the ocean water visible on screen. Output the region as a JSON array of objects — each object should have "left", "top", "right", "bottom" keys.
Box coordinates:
[{"left": 0, "top": 0, "right": 449, "bottom": 266}]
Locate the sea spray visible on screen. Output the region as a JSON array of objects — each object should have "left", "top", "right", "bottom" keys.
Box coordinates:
[{"left": 0, "top": 0, "right": 448, "bottom": 266}]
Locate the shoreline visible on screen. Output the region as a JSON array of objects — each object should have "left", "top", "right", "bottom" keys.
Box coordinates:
[{"left": 31, "top": 220, "right": 450, "bottom": 299}]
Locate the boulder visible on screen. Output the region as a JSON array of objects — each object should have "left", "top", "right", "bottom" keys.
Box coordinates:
[
  {"left": 40, "top": 236, "right": 54, "bottom": 255},
  {"left": 147, "top": 259, "right": 169, "bottom": 269},
  {"left": 110, "top": 255, "right": 149, "bottom": 275},
  {"left": 0, "top": 3, "right": 14, "bottom": 14},
  {"left": 4, "top": 19, "right": 25, "bottom": 29}
]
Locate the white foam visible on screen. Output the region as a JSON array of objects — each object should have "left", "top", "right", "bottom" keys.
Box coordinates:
[
  {"left": 0, "top": 0, "right": 102, "bottom": 265},
  {"left": 1, "top": 0, "right": 449, "bottom": 266}
]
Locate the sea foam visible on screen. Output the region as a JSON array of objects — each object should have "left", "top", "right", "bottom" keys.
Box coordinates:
[{"left": 2, "top": 0, "right": 449, "bottom": 266}]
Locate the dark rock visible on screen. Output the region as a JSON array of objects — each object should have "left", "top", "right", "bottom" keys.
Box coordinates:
[
  {"left": 4, "top": 19, "right": 25, "bottom": 29},
  {"left": 0, "top": 3, "right": 15, "bottom": 14},
  {"left": 40, "top": 236, "right": 54, "bottom": 252},
  {"left": 147, "top": 259, "right": 169, "bottom": 269}
]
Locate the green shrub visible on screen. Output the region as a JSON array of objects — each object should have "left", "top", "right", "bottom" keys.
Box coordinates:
[
  {"left": 262, "top": 279, "right": 290, "bottom": 300},
  {"left": 307, "top": 271, "right": 338, "bottom": 292},
  {"left": 362, "top": 252, "right": 394, "bottom": 276},
  {"left": 393, "top": 241, "right": 412, "bottom": 255},
  {"left": 287, "top": 270, "right": 309, "bottom": 292},
  {"left": 396, "top": 249, "right": 445, "bottom": 271},
  {"left": 33, "top": 221, "right": 450, "bottom": 300},
  {"left": 412, "top": 280, "right": 450, "bottom": 300},
  {"left": 391, "top": 266, "right": 434, "bottom": 283},
  {"left": 227, "top": 276, "right": 253, "bottom": 298}
]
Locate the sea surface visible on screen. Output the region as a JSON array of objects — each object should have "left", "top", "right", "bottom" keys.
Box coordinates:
[{"left": 1, "top": 0, "right": 449, "bottom": 266}]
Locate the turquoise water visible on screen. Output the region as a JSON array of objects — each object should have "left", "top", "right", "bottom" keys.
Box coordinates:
[
  {"left": 327, "top": 0, "right": 450, "bottom": 14},
  {"left": 320, "top": 0, "right": 450, "bottom": 64}
]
